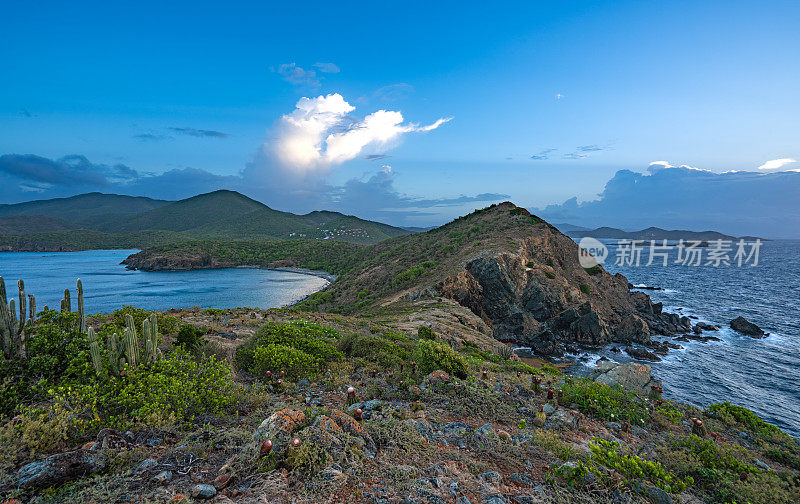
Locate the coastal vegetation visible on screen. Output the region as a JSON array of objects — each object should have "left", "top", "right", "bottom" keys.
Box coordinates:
[{"left": 1, "top": 204, "right": 798, "bottom": 503}]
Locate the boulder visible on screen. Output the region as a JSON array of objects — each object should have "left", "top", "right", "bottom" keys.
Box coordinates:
[
  {"left": 18, "top": 449, "right": 106, "bottom": 489},
  {"left": 625, "top": 347, "right": 661, "bottom": 362},
  {"left": 615, "top": 314, "right": 650, "bottom": 343},
  {"left": 730, "top": 316, "right": 765, "bottom": 338},
  {"left": 588, "top": 361, "right": 661, "bottom": 396}
]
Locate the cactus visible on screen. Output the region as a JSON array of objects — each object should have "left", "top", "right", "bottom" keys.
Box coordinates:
[
  {"left": 28, "top": 294, "right": 36, "bottom": 325},
  {"left": 123, "top": 327, "right": 138, "bottom": 369},
  {"left": 1, "top": 277, "right": 29, "bottom": 358},
  {"left": 143, "top": 314, "right": 161, "bottom": 365},
  {"left": 62, "top": 289, "right": 71, "bottom": 312},
  {"left": 107, "top": 333, "right": 126, "bottom": 376},
  {"left": 77, "top": 279, "right": 85, "bottom": 333},
  {"left": 88, "top": 327, "right": 103, "bottom": 375}
]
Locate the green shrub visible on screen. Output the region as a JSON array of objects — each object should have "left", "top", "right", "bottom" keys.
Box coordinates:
[
  {"left": 0, "top": 310, "right": 91, "bottom": 417},
  {"left": 414, "top": 339, "right": 468, "bottom": 379},
  {"left": 590, "top": 438, "right": 692, "bottom": 493},
  {"left": 562, "top": 378, "right": 647, "bottom": 424},
  {"left": 584, "top": 265, "right": 602, "bottom": 276},
  {"left": 579, "top": 283, "right": 591, "bottom": 295},
  {"left": 545, "top": 271, "right": 556, "bottom": 279},
  {"left": 175, "top": 324, "right": 206, "bottom": 351},
  {"left": 102, "top": 306, "right": 179, "bottom": 336},
  {"left": 707, "top": 402, "right": 783, "bottom": 438},
  {"left": 236, "top": 320, "right": 341, "bottom": 377},
  {"left": 417, "top": 326, "right": 436, "bottom": 340},
  {"left": 61, "top": 350, "right": 237, "bottom": 427},
  {"left": 252, "top": 344, "right": 320, "bottom": 379},
  {"left": 337, "top": 332, "right": 414, "bottom": 368}
]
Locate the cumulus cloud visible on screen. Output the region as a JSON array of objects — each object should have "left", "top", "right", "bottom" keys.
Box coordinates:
[
  {"left": 537, "top": 164, "right": 800, "bottom": 238},
  {"left": 263, "top": 93, "right": 450, "bottom": 177},
  {"left": 757, "top": 158, "right": 797, "bottom": 171},
  {"left": 313, "top": 62, "right": 340, "bottom": 73},
  {"left": 168, "top": 127, "right": 229, "bottom": 138}
]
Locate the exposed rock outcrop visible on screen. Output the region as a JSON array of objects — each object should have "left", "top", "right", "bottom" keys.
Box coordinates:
[
  {"left": 730, "top": 316, "right": 766, "bottom": 338},
  {"left": 435, "top": 223, "right": 693, "bottom": 355},
  {"left": 18, "top": 449, "right": 106, "bottom": 489},
  {"left": 588, "top": 361, "right": 661, "bottom": 396}
]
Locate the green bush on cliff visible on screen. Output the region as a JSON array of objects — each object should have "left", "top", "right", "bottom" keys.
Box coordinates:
[
  {"left": 0, "top": 310, "right": 91, "bottom": 418},
  {"left": 417, "top": 326, "right": 436, "bottom": 340},
  {"left": 707, "top": 402, "right": 783, "bottom": 439},
  {"left": 414, "top": 339, "right": 468, "bottom": 379},
  {"left": 337, "top": 332, "right": 414, "bottom": 368},
  {"left": 236, "top": 321, "right": 342, "bottom": 378},
  {"left": 52, "top": 350, "right": 236, "bottom": 427},
  {"left": 561, "top": 378, "right": 647, "bottom": 424},
  {"left": 252, "top": 344, "right": 320, "bottom": 379}
]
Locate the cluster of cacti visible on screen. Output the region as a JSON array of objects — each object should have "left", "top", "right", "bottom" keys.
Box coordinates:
[
  {"left": 0, "top": 277, "right": 35, "bottom": 359},
  {"left": 90, "top": 313, "right": 163, "bottom": 376}
]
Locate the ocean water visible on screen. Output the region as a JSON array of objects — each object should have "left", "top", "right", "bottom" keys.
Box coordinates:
[
  {"left": 570, "top": 239, "right": 800, "bottom": 437},
  {"left": 0, "top": 249, "right": 329, "bottom": 313}
]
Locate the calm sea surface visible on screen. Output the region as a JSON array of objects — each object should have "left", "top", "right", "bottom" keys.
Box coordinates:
[
  {"left": 0, "top": 249, "right": 329, "bottom": 313},
  {"left": 568, "top": 239, "right": 800, "bottom": 437}
]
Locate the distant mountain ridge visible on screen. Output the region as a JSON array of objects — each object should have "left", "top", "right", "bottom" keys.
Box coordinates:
[
  {"left": 0, "top": 190, "right": 411, "bottom": 251},
  {"left": 565, "top": 226, "right": 761, "bottom": 241}
]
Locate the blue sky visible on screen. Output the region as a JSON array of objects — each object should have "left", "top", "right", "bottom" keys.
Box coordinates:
[{"left": 1, "top": 0, "right": 799, "bottom": 234}]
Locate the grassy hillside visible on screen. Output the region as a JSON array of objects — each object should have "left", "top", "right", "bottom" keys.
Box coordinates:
[
  {"left": 0, "top": 190, "right": 411, "bottom": 249},
  {"left": 0, "top": 215, "right": 80, "bottom": 234},
  {"left": 89, "top": 190, "right": 268, "bottom": 233},
  {"left": 0, "top": 229, "right": 191, "bottom": 252},
  {"left": 0, "top": 192, "right": 170, "bottom": 223}
]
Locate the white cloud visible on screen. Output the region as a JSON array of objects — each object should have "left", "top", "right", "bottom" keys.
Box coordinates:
[
  {"left": 267, "top": 93, "right": 450, "bottom": 176},
  {"left": 757, "top": 158, "right": 797, "bottom": 171},
  {"left": 276, "top": 63, "right": 320, "bottom": 87},
  {"left": 313, "top": 62, "right": 340, "bottom": 73},
  {"left": 647, "top": 161, "right": 674, "bottom": 172}
]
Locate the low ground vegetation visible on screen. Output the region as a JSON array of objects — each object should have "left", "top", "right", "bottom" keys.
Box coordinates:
[{"left": 0, "top": 306, "right": 798, "bottom": 503}]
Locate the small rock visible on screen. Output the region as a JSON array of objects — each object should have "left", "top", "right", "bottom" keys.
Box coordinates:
[
  {"left": 478, "top": 471, "right": 502, "bottom": 487},
  {"left": 542, "top": 403, "right": 557, "bottom": 415},
  {"left": 507, "top": 472, "right": 533, "bottom": 486},
  {"left": 456, "top": 497, "right": 473, "bottom": 504},
  {"left": 134, "top": 457, "right": 158, "bottom": 473},
  {"left": 153, "top": 470, "right": 173, "bottom": 484},
  {"left": 484, "top": 496, "right": 507, "bottom": 504},
  {"left": 213, "top": 473, "right": 232, "bottom": 489},
  {"left": 190, "top": 483, "right": 217, "bottom": 499},
  {"left": 755, "top": 458, "right": 771, "bottom": 471}
]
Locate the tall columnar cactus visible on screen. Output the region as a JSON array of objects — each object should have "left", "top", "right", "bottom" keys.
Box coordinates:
[
  {"left": 77, "top": 279, "right": 85, "bottom": 333},
  {"left": 28, "top": 294, "right": 36, "bottom": 326},
  {"left": 88, "top": 327, "right": 103, "bottom": 375},
  {"left": 1, "top": 277, "right": 29, "bottom": 358},
  {"left": 142, "top": 314, "right": 162, "bottom": 365},
  {"left": 107, "top": 333, "right": 126, "bottom": 376},
  {"left": 124, "top": 314, "right": 140, "bottom": 367},
  {"left": 62, "top": 289, "right": 71, "bottom": 312}
]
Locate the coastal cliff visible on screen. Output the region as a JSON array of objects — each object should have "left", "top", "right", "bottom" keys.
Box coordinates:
[{"left": 123, "top": 202, "right": 695, "bottom": 358}]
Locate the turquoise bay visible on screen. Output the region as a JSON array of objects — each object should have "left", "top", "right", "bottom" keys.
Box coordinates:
[{"left": 0, "top": 250, "right": 329, "bottom": 313}]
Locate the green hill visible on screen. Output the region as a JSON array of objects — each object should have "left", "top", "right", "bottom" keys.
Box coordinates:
[
  {"left": 0, "top": 192, "right": 170, "bottom": 224},
  {"left": 0, "top": 190, "right": 412, "bottom": 250},
  {"left": 0, "top": 215, "right": 80, "bottom": 234}
]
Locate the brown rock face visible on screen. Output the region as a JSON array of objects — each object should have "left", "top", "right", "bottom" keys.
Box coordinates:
[{"left": 435, "top": 226, "right": 689, "bottom": 355}]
